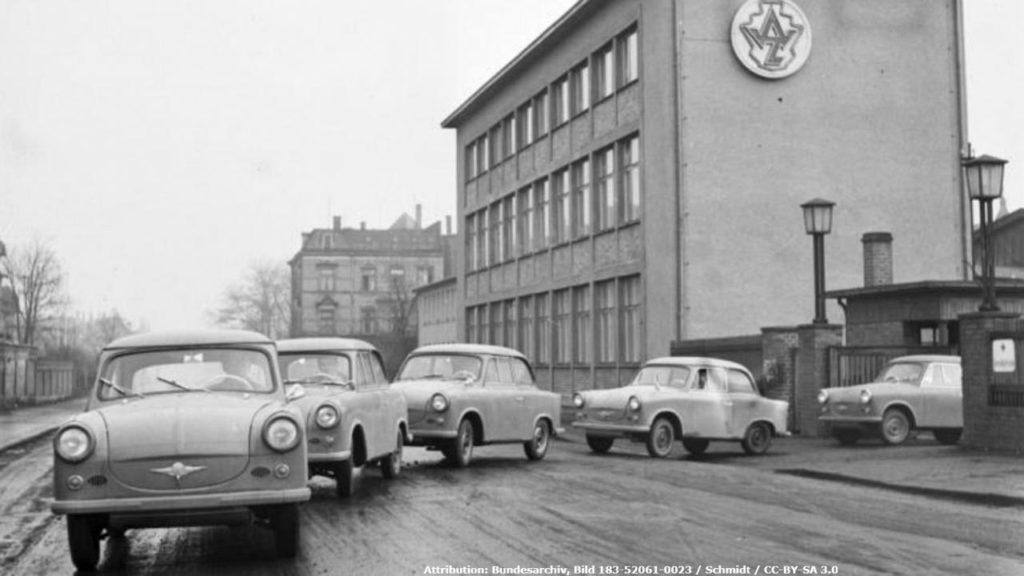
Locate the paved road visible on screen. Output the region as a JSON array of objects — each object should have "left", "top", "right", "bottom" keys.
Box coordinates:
[{"left": 3, "top": 435, "right": 1023, "bottom": 575}]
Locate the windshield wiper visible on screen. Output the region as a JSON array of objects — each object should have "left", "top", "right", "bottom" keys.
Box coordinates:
[
  {"left": 285, "top": 378, "right": 353, "bottom": 388},
  {"left": 99, "top": 377, "right": 143, "bottom": 398},
  {"left": 157, "top": 376, "right": 209, "bottom": 393}
]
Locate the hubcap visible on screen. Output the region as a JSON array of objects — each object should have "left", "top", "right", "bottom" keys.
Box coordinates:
[
  {"left": 535, "top": 424, "right": 548, "bottom": 451},
  {"left": 656, "top": 425, "right": 671, "bottom": 451}
]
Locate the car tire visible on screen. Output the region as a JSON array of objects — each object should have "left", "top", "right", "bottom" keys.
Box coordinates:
[
  {"left": 270, "top": 504, "right": 300, "bottom": 558},
  {"left": 933, "top": 429, "right": 962, "bottom": 445},
  {"left": 646, "top": 417, "right": 675, "bottom": 458},
  {"left": 681, "top": 438, "right": 709, "bottom": 456},
  {"left": 585, "top": 435, "right": 614, "bottom": 454},
  {"left": 67, "top": 514, "right": 102, "bottom": 572},
  {"left": 523, "top": 419, "right": 551, "bottom": 461},
  {"left": 833, "top": 429, "right": 861, "bottom": 446},
  {"left": 334, "top": 459, "right": 354, "bottom": 498},
  {"left": 446, "top": 419, "right": 474, "bottom": 468},
  {"left": 380, "top": 430, "right": 403, "bottom": 479},
  {"left": 741, "top": 422, "right": 772, "bottom": 455},
  {"left": 880, "top": 409, "right": 911, "bottom": 445}
]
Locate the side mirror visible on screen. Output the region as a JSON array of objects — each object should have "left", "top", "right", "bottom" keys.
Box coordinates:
[{"left": 285, "top": 383, "right": 306, "bottom": 402}]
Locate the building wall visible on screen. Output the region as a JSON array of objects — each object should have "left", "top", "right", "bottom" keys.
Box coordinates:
[
  {"left": 446, "top": 0, "right": 968, "bottom": 394},
  {"left": 677, "top": 0, "right": 967, "bottom": 339},
  {"left": 416, "top": 280, "right": 458, "bottom": 345}
]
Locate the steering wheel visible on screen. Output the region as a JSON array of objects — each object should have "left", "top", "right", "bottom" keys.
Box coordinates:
[
  {"left": 203, "top": 374, "right": 255, "bottom": 391},
  {"left": 312, "top": 372, "right": 354, "bottom": 389},
  {"left": 453, "top": 370, "right": 475, "bottom": 381}
]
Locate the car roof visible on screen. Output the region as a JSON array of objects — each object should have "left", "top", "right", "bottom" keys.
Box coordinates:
[
  {"left": 643, "top": 356, "right": 751, "bottom": 371},
  {"left": 410, "top": 343, "right": 528, "bottom": 360},
  {"left": 276, "top": 337, "right": 377, "bottom": 353},
  {"left": 105, "top": 329, "right": 273, "bottom": 350},
  {"left": 891, "top": 354, "right": 960, "bottom": 364}
]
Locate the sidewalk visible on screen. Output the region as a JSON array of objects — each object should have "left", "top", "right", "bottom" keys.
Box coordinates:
[
  {"left": 558, "top": 424, "right": 1024, "bottom": 507},
  {"left": 0, "top": 396, "right": 88, "bottom": 453}
]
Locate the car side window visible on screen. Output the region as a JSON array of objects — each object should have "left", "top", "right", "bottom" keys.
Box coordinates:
[
  {"left": 726, "top": 369, "right": 757, "bottom": 394},
  {"left": 695, "top": 368, "right": 726, "bottom": 392},
  {"left": 370, "top": 352, "right": 387, "bottom": 384},
  {"left": 356, "top": 352, "right": 375, "bottom": 389},
  {"left": 496, "top": 358, "right": 515, "bottom": 385},
  {"left": 939, "top": 364, "right": 962, "bottom": 389},
  {"left": 482, "top": 359, "right": 500, "bottom": 385},
  {"left": 510, "top": 358, "right": 535, "bottom": 385}
]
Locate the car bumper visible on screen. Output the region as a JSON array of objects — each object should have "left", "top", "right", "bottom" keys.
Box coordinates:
[
  {"left": 308, "top": 449, "right": 352, "bottom": 463},
  {"left": 571, "top": 421, "right": 648, "bottom": 435},
  {"left": 52, "top": 487, "right": 311, "bottom": 515},
  {"left": 818, "top": 415, "right": 882, "bottom": 424},
  {"left": 408, "top": 428, "right": 458, "bottom": 443}
]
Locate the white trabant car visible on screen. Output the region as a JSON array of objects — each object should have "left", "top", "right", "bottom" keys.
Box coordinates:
[
  {"left": 392, "top": 344, "right": 563, "bottom": 467},
  {"left": 572, "top": 357, "right": 789, "bottom": 457},
  {"left": 277, "top": 338, "right": 408, "bottom": 498},
  {"left": 51, "top": 330, "right": 310, "bottom": 571}
]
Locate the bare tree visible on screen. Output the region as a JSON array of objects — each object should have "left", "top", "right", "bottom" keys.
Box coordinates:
[
  {"left": 2, "top": 239, "right": 67, "bottom": 346},
  {"left": 213, "top": 260, "right": 291, "bottom": 339},
  {"left": 381, "top": 272, "right": 416, "bottom": 337}
]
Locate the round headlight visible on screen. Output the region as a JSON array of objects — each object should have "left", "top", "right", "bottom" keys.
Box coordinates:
[
  {"left": 627, "top": 396, "right": 641, "bottom": 412},
  {"left": 315, "top": 405, "right": 339, "bottom": 429},
  {"left": 817, "top": 390, "right": 829, "bottom": 405},
  {"left": 859, "top": 389, "right": 873, "bottom": 404},
  {"left": 572, "top": 393, "right": 585, "bottom": 408},
  {"left": 264, "top": 417, "right": 301, "bottom": 452},
  {"left": 430, "top": 393, "right": 449, "bottom": 413},
  {"left": 55, "top": 426, "right": 93, "bottom": 463}
]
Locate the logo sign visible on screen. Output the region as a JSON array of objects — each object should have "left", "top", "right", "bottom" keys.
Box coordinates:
[
  {"left": 151, "top": 461, "right": 207, "bottom": 487},
  {"left": 992, "top": 339, "right": 1016, "bottom": 373},
  {"left": 731, "top": 0, "right": 812, "bottom": 79}
]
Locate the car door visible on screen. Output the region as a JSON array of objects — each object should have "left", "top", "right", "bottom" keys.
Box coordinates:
[
  {"left": 919, "top": 362, "right": 963, "bottom": 428},
  {"left": 355, "top": 351, "right": 387, "bottom": 458},
  {"left": 512, "top": 357, "right": 546, "bottom": 439},
  {"left": 485, "top": 357, "right": 521, "bottom": 441},
  {"left": 680, "top": 366, "right": 730, "bottom": 438}
]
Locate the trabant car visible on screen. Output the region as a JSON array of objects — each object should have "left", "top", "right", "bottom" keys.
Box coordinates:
[
  {"left": 818, "top": 355, "right": 963, "bottom": 446},
  {"left": 277, "top": 338, "right": 408, "bottom": 498},
  {"left": 391, "top": 344, "right": 563, "bottom": 467},
  {"left": 572, "top": 357, "right": 788, "bottom": 457},
  {"left": 51, "top": 330, "right": 310, "bottom": 571}
]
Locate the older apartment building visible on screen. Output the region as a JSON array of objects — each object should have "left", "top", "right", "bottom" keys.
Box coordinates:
[{"left": 442, "top": 0, "right": 971, "bottom": 394}]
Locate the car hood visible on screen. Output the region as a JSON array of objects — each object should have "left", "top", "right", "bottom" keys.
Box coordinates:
[
  {"left": 581, "top": 385, "right": 667, "bottom": 409},
  {"left": 98, "top": 393, "right": 277, "bottom": 490},
  {"left": 390, "top": 379, "right": 468, "bottom": 406},
  {"left": 822, "top": 382, "right": 914, "bottom": 400}
]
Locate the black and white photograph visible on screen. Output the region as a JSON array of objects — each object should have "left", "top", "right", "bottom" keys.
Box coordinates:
[{"left": 0, "top": 1, "right": 1022, "bottom": 574}]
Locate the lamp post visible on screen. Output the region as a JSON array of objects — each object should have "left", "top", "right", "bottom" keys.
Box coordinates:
[
  {"left": 963, "top": 154, "right": 1008, "bottom": 312},
  {"left": 801, "top": 198, "right": 835, "bottom": 324}
]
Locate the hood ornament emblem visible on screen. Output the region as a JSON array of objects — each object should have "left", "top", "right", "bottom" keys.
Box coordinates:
[{"left": 151, "top": 461, "right": 206, "bottom": 487}]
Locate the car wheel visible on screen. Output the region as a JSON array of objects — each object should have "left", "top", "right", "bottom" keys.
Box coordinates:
[
  {"left": 380, "top": 430, "right": 403, "bottom": 479},
  {"left": 933, "top": 429, "right": 962, "bottom": 445},
  {"left": 741, "top": 422, "right": 773, "bottom": 455},
  {"left": 646, "top": 417, "right": 675, "bottom": 458},
  {"left": 681, "top": 438, "right": 709, "bottom": 456},
  {"left": 446, "top": 419, "right": 474, "bottom": 468},
  {"left": 334, "top": 459, "right": 354, "bottom": 498},
  {"left": 585, "top": 435, "right": 614, "bottom": 454},
  {"left": 833, "top": 429, "right": 861, "bottom": 446},
  {"left": 270, "top": 504, "right": 300, "bottom": 558},
  {"left": 880, "top": 409, "right": 911, "bottom": 445},
  {"left": 523, "top": 419, "right": 551, "bottom": 461},
  {"left": 67, "top": 514, "right": 102, "bottom": 572}
]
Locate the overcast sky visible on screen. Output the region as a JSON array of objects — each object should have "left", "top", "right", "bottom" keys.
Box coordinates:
[{"left": 0, "top": 1, "right": 1020, "bottom": 332}]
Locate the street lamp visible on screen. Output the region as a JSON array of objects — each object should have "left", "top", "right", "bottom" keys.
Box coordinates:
[
  {"left": 964, "top": 154, "right": 1008, "bottom": 312},
  {"left": 801, "top": 198, "right": 835, "bottom": 324}
]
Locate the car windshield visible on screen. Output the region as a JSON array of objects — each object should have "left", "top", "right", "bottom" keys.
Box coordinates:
[
  {"left": 630, "top": 366, "right": 691, "bottom": 388},
  {"left": 876, "top": 361, "right": 924, "bottom": 384},
  {"left": 279, "top": 353, "right": 351, "bottom": 385},
  {"left": 397, "top": 354, "right": 482, "bottom": 381},
  {"left": 97, "top": 348, "right": 275, "bottom": 399}
]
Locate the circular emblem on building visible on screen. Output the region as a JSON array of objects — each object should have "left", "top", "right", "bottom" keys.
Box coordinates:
[{"left": 731, "top": 0, "right": 812, "bottom": 80}]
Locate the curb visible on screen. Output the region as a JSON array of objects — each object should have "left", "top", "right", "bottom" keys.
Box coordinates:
[
  {"left": 0, "top": 425, "right": 60, "bottom": 455},
  {"left": 775, "top": 468, "right": 1024, "bottom": 509}
]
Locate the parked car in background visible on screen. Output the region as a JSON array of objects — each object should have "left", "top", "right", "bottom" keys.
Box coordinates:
[
  {"left": 572, "top": 357, "right": 788, "bottom": 457},
  {"left": 277, "top": 338, "right": 407, "bottom": 498},
  {"left": 51, "top": 330, "right": 310, "bottom": 571},
  {"left": 818, "top": 355, "right": 963, "bottom": 446},
  {"left": 391, "top": 344, "right": 563, "bottom": 467}
]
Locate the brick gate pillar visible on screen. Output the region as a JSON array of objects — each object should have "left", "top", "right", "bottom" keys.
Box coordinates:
[
  {"left": 958, "top": 311, "right": 1024, "bottom": 452},
  {"left": 795, "top": 323, "right": 843, "bottom": 436}
]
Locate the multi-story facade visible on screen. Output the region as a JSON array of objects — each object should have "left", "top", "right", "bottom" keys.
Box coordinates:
[
  {"left": 442, "top": 0, "right": 971, "bottom": 395},
  {"left": 413, "top": 277, "right": 458, "bottom": 345},
  {"left": 289, "top": 211, "right": 446, "bottom": 339}
]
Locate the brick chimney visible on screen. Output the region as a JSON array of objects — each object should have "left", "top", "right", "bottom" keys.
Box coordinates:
[
  {"left": 415, "top": 204, "right": 423, "bottom": 229},
  {"left": 332, "top": 215, "right": 341, "bottom": 230},
  {"left": 862, "top": 232, "right": 893, "bottom": 287}
]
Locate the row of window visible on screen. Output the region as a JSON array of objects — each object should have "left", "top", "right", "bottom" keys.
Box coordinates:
[
  {"left": 465, "top": 134, "right": 640, "bottom": 271},
  {"left": 317, "top": 306, "right": 382, "bottom": 336},
  {"left": 315, "top": 263, "right": 435, "bottom": 292},
  {"left": 466, "top": 275, "right": 642, "bottom": 366},
  {"left": 464, "top": 25, "right": 639, "bottom": 181}
]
